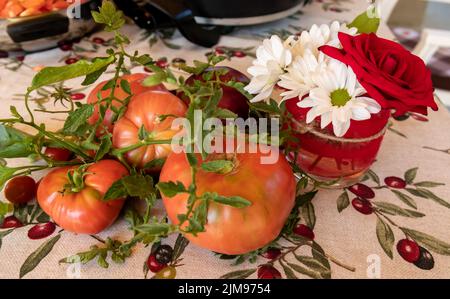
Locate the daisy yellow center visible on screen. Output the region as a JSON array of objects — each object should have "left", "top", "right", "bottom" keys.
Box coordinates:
[{"left": 330, "top": 89, "right": 351, "bottom": 107}]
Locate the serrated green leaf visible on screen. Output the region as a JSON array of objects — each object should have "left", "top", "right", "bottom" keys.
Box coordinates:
[
  {"left": 157, "top": 181, "right": 187, "bottom": 197},
  {"left": 20, "top": 234, "right": 61, "bottom": 278},
  {"left": 94, "top": 135, "right": 112, "bottom": 161},
  {"left": 210, "top": 194, "right": 251, "bottom": 208},
  {"left": 62, "top": 104, "right": 94, "bottom": 135},
  {"left": 103, "top": 178, "right": 127, "bottom": 200},
  {"left": 142, "top": 72, "right": 167, "bottom": 87},
  {"left": 143, "top": 158, "right": 166, "bottom": 169},
  {"left": 0, "top": 125, "right": 34, "bottom": 159},
  {"left": 30, "top": 57, "right": 114, "bottom": 91},
  {"left": 376, "top": 216, "right": 395, "bottom": 259},
  {"left": 201, "top": 160, "right": 234, "bottom": 174},
  {"left": 134, "top": 223, "right": 170, "bottom": 235}
]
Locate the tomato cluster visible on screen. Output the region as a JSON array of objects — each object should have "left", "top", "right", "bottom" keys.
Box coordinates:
[{"left": 3, "top": 67, "right": 297, "bottom": 256}]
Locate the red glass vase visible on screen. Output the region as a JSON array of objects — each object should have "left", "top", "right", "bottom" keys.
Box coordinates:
[{"left": 284, "top": 98, "right": 390, "bottom": 188}]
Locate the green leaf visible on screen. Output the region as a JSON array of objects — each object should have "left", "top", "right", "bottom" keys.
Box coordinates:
[
  {"left": 391, "top": 190, "right": 417, "bottom": 209},
  {"left": 143, "top": 158, "right": 166, "bottom": 169},
  {"left": 210, "top": 194, "right": 251, "bottom": 208},
  {"left": 406, "top": 188, "right": 450, "bottom": 209},
  {"left": 414, "top": 181, "right": 445, "bottom": 188},
  {"left": 301, "top": 202, "right": 316, "bottom": 229},
  {"left": 287, "top": 262, "right": 322, "bottom": 279},
  {"left": 19, "top": 234, "right": 61, "bottom": 278},
  {"left": 172, "top": 234, "right": 189, "bottom": 261},
  {"left": 94, "top": 135, "right": 112, "bottom": 161},
  {"left": 404, "top": 167, "right": 418, "bottom": 185},
  {"left": 0, "top": 165, "right": 17, "bottom": 190},
  {"left": 220, "top": 269, "right": 256, "bottom": 279},
  {"left": 0, "top": 125, "right": 34, "bottom": 159},
  {"left": 92, "top": 0, "right": 125, "bottom": 32},
  {"left": 62, "top": 104, "right": 94, "bottom": 135},
  {"left": 348, "top": 8, "right": 380, "bottom": 34},
  {"left": 373, "top": 201, "right": 425, "bottom": 218},
  {"left": 0, "top": 201, "right": 12, "bottom": 217},
  {"left": 201, "top": 160, "right": 234, "bottom": 174},
  {"left": 294, "top": 255, "right": 331, "bottom": 274},
  {"left": 30, "top": 57, "right": 114, "bottom": 91},
  {"left": 281, "top": 262, "right": 298, "bottom": 279},
  {"left": 186, "top": 153, "right": 198, "bottom": 167},
  {"left": 121, "top": 174, "right": 155, "bottom": 199},
  {"left": 311, "top": 242, "right": 331, "bottom": 278},
  {"left": 135, "top": 223, "right": 170, "bottom": 235},
  {"left": 103, "top": 178, "right": 127, "bottom": 200},
  {"left": 214, "top": 108, "right": 238, "bottom": 119},
  {"left": 365, "top": 169, "right": 380, "bottom": 185},
  {"left": 156, "top": 181, "right": 187, "bottom": 198},
  {"left": 142, "top": 72, "right": 167, "bottom": 87},
  {"left": 401, "top": 228, "right": 450, "bottom": 255},
  {"left": 337, "top": 191, "right": 350, "bottom": 213},
  {"left": 0, "top": 228, "right": 13, "bottom": 250},
  {"left": 120, "top": 79, "right": 131, "bottom": 95},
  {"left": 97, "top": 252, "right": 109, "bottom": 268},
  {"left": 132, "top": 54, "right": 153, "bottom": 66},
  {"left": 376, "top": 216, "right": 395, "bottom": 259}
]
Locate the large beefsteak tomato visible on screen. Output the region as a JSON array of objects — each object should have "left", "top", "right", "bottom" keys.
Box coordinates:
[
  {"left": 112, "top": 90, "right": 187, "bottom": 169},
  {"left": 37, "top": 160, "right": 129, "bottom": 234},
  {"left": 159, "top": 145, "right": 296, "bottom": 254},
  {"left": 87, "top": 73, "right": 166, "bottom": 134}
]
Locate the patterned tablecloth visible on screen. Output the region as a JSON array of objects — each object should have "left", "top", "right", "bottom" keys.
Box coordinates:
[{"left": 1, "top": 0, "right": 450, "bottom": 279}]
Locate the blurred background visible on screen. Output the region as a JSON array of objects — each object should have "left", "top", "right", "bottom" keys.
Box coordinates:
[{"left": 384, "top": 0, "right": 450, "bottom": 110}]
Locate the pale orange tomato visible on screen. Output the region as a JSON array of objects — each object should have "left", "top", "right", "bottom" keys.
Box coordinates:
[
  {"left": 112, "top": 90, "right": 187, "bottom": 169},
  {"left": 87, "top": 73, "right": 166, "bottom": 135}
]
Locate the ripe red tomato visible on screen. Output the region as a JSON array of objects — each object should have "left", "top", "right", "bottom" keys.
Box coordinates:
[
  {"left": 44, "top": 147, "right": 72, "bottom": 161},
  {"left": 37, "top": 160, "right": 128, "bottom": 234},
  {"left": 4, "top": 176, "right": 36, "bottom": 204},
  {"left": 180, "top": 66, "right": 250, "bottom": 118},
  {"left": 159, "top": 145, "right": 296, "bottom": 255},
  {"left": 87, "top": 73, "right": 166, "bottom": 135},
  {"left": 112, "top": 90, "right": 187, "bottom": 169}
]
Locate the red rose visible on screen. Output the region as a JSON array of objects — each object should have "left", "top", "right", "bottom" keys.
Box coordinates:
[{"left": 320, "top": 33, "right": 437, "bottom": 116}]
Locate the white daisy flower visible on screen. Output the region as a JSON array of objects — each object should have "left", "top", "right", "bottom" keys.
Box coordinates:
[
  {"left": 298, "top": 61, "right": 381, "bottom": 137},
  {"left": 277, "top": 48, "right": 327, "bottom": 101},
  {"left": 285, "top": 21, "right": 357, "bottom": 58},
  {"left": 244, "top": 35, "right": 292, "bottom": 102}
]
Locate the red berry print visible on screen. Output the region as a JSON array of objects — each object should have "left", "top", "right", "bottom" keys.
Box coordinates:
[
  {"left": 397, "top": 239, "right": 420, "bottom": 263},
  {"left": 1, "top": 216, "right": 23, "bottom": 229},
  {"left": 348, "top": 183, "right": 375, "bottom": 199},
  {"left": 384, "top": 176, "right": 407, "bottom": 189},
  {"left": 27, "top": 222, "right": 56, "bottom": 240},
  {"left": 293, "top": 224, "right": 315, "bottom": 240},
  {"left": 351, "top": 198, "right": 374, "bottom": 215},
  {"left": 257, "top": 264, "right": 282, "bottom": 279}
]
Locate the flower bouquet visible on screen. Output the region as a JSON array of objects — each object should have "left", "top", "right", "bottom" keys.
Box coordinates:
[{"left": 245, "top": 18, "right": 438, "bottom": 187}]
